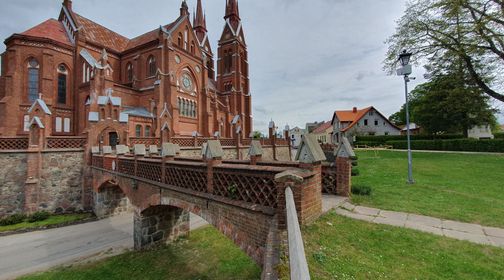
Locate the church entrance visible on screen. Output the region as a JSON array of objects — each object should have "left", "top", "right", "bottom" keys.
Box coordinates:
[{"left": 109, "top": 132, "right": 119, "bottom": 148}]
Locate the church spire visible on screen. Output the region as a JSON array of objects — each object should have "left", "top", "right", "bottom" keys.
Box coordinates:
[
  {"left": 225, "top": 0, "right": 240, "bottom": 21},
  {"left": 180, "top": 0, "right": 189, "bottom": 17},
  {"left": 194, "top": 0, "right": 206, "bottom": 31}
]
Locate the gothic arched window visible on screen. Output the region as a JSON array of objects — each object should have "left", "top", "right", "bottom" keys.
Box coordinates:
[
  {"left": 190, "top": 41, "right": 195, "bottom": 55},
  {"left": 147, "top": 55, "right": 156, "bottom": 77},
  {"left": 145, "top": 126, "right": 151, "bottom": 137},
  {"left": 57, "top": 64, "right": 67, "bottom": 104},
  {"left": 126, "top": 62, "right": 133, "bottom": 82},
  {"left": 27, "top": 58, "right": 39, "bottom": 102},
  {"left": 135, "top": 125, "right": 142, "bottom": 137},
  {"left": 178, "top": 33, "right": 182, "bottom": 48}
]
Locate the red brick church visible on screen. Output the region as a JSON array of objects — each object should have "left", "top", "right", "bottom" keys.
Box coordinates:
[{"left": 0, "top": 0, "right": 252, "bottom": 146}]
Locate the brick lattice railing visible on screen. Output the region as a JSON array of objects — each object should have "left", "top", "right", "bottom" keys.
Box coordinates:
[
  {"left": 46, "top": 137, "right": 87, "bottom": 149},
  {"left": 92, "top": 155, "right": 310, "bottom": 209},
  {"left": 0, "top": 137, "right": 29, "bottom": 150},
  {"left": 129, "top": 137, "right": 160, "bottom": 146}
]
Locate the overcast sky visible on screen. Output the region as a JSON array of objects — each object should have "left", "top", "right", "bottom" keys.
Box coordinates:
[{"left": 1, "top": 0, "right": 502, "bottom": 132}]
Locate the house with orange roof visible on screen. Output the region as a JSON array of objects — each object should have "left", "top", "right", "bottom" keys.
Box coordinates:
[
  {"left": 311, "top": 121, "right": 333, "bottom": 144},
  {"left": 331, "top": 106, "right": 400, "bottom": 143}
]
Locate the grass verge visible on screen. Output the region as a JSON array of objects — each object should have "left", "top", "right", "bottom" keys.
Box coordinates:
[
  {"left": 352, "top": 150, "right": 504, "bottom": 227},
  {"left": 0, "top": 213, "right": 93, "bottom": 233},
  {"left": 304, "top": 212, "right": 504, "bottom": 279}
]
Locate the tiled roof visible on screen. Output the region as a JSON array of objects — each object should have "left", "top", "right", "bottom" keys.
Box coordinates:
[
  {"left": 122, "top": 107, "right": 153, "bottom": 118},
  {"left": 126, "top": 21, "right": 178, "bottom": 50},
  {"left": 21, "top": 19, "right": 72, "bottom": 46},
  {"left": 332, "top": 107, "right": 372, "bottom": 132},
  {"left": 73, "top": 13, "right": 129, "bottom": 52},
  {"left": 312, "top": 122, "right": 332, "bottom": 134}
]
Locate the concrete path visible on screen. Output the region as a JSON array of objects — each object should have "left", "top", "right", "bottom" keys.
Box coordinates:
[
  {"left": 0, "top": 213, "right": 207, "bottom": 280},
  {"left": 322, "top": 196, "right": 504, "bottom": 248}
]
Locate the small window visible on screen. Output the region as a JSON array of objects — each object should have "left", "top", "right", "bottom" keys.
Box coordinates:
[
  {"left": 55, "top": 117, "right": 63, "bottom": 132},
  {"left": 369, "top": 111, "right": 374, "bottom": 116},
  {"left": 374, "top": 120, "right": 378, "bottom": 126},
  {"left": 23, "top": 115, "right": 30, "bottom": 132},
  {"left": 368, "top": 132, "right": 375, "bottom": 136},
  {"left": 178, "top": 33, "right": 182, "bottom": 47},
  {"left": 145, "top": 126, "right": 151, "bottom": 137},
  {"left": 385, "top": 132, "right": 389, "bottom": 136},
  {"left": 63, "top": 118, "right": 70, "bottom": 133},
  {"left": 135, "top": 125, "right": 142, "bottom": 137},
  {"left": 147, "top": 56, "right": 156, "bottom": 77},
  {"left": 364, "top": 119, "right": 368, "bottom": 126},
  {"left": 126, "top": 62, "right": 133, "bottom": 82}
]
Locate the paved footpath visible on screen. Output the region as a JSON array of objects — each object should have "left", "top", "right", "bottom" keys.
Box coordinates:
[
  {"left": 0, "top": 213, "right": 207, "bottom": 280},
  {"left": 322, "top": 195, "right": 504, "bottom": 248}
]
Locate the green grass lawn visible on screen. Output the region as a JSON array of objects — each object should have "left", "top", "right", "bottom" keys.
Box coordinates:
[
  {"left": 352, "top": 150, "right": 504, "bottom": 228},
  {"left": 0, "top": 213, "right": 93, "bottom": 233},
  {"left": 19, "top": 226, "right": 261, "bottom": 280},
  {"left": 20, "top": 213, "right": 504, "bottom": 280},
  {"left": 304, "top": 212, "right": 504, "bottom": 280}
]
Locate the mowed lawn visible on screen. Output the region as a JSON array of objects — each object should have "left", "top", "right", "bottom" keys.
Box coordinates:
[
  {"left": 304, "top": 212, "right": 504, "bottom": 280},
  {"left": 352, "top": 150, "right": 504, "bottom": 228},
  {"left": 21, "top": 213, "right": 504, "bottom": 280}
]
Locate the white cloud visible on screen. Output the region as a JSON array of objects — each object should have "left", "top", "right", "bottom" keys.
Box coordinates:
[{"left": 1, "top": 0, "right": 502, "bottom": 133}]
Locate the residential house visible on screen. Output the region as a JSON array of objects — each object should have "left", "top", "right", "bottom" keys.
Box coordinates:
[
  {"left": 289, "top": 126, "right": 305, "bottom": 148},
  {"left": 312, "top": 122, "right": 333, "bottom": 144},
  {"left": 331, "top": 106, "right": 400, "bottom": 143}
]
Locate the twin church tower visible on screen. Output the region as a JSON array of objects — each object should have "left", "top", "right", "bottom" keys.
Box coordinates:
[{"left": 0, "top": 0, "right": 251, "bottom": 145}]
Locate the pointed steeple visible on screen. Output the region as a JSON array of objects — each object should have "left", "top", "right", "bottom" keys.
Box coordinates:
[
  {"left": 225, "top": 0, "right": 240, "bottom": 21},
  {"left": 180, "top": 0, "right": 189, "bottom": 17},
  {"left": 194, "top": 0, "right": 207, "bottom": 31}
]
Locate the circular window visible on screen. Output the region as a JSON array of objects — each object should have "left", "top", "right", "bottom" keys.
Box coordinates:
[
  {"left": 181, "top": 74, "right": 193, "bottom": 91},
  {"left": 174, "top": 55, "right": 181, "bottom": 64},
  {"left": 195, "top": 66, "right": 201, "bottom": 73}
]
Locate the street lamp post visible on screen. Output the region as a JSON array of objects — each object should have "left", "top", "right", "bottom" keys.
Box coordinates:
[{"left": 397, "top": 50, "right": 415, "bottom": 184}]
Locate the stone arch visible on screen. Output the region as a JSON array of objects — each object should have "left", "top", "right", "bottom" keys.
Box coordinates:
[
  {"left": 87, "top": 120, "right": 127, "bottom": 148},
  {"left": 94, "top": 179, "right": 131, "bottom": 218},
  {"left": 134, "top": 195, "right": 271, "bottom": 265}
]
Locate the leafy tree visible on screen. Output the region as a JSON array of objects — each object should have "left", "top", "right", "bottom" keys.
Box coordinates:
[
  {"left": 391, "top": 57, "right": 497, "bottom": 135},
  {"left": 385, "top": 0, "right": 504, "bottom": 102},
  {"left": 252, "top": 131, "right": 263, "bottom": 139}
]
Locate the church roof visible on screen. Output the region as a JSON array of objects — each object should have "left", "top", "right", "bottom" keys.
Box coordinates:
[
  {"left": 126, "top": 20, "right": 179, "bottom": 50},
  {"left": 122, "top": 107, "right": 153, "bottom": 118},
  {"left": 72, "top": 13, "right": 129, "bottom": 52},
  {"left": 20, "top": 19, "right": 72, "bottom": 47}
]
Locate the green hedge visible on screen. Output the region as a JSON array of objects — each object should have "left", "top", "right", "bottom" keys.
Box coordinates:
[
  {"left": 386, "top": 139, "right": 504, "bottom": 153},
  {"left": 355, "top": 134, "right": 463, "bottom": 145},
  {"left": 495, "top": 133, "right": 504, "bottom": 139}
]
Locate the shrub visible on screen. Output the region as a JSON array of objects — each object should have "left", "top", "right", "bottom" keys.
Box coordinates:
[
  {"left": 386, "top": 139, "right": 504, "bottom": 153},
  {"left": 28, "top": 211, "right": 50, "bottom": 223},
  {"left": 355, "top": 134, "right": 463, "bottom": 145},
  {"left": 351, "top": 160, "right": 358, "bottom": 167},
  {"left": 0, "top": 213, "right": 26, "bottom": 226},
  {"left": 495, "top": 133, "right": 504, "bottom": 139},
  {"left": 352, "top": 185, "right": 372, "bottom": 196},
  {"left": 351, "top": 167, "right": 360, "bottom": 176}
]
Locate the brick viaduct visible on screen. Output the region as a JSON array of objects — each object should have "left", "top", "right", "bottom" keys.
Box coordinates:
[{"left": 89, "top": 138, "right": 353, "bottom": 279}]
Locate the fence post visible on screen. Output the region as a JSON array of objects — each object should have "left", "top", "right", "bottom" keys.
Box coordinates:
[
  {"left": 162, "top": 143, "right": 177, "bottom": 184},
  {"left": 335, "top": 136, "right": 354, "bottom": 196},
  {"left": 248, "top": 140, "right": 263, "bottom": 165},
  {"left": 202, "top": 140, "right": 224, "bottom": 194},
  {"left": 133, "top": 144, "right": 146, "bottom": 177}
]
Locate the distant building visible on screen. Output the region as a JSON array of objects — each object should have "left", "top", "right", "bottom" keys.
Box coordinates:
[
  {"left": 331, "top": 106, "right": 400, "bottom": 143},
  {"left": 305, "top": 122, "right": 322, "bottom": 133},
  {"left": 468, "top": 125, "right": 494, "bottom": 139},
  {"left": 400, "top": 123, "right": 422, "bottom": 135},
  {"left": 289, "top": 126, "right": 304, "bottom": 148},
  {"left": 312, "top": 122, "right": 333, "bottom": 144}
]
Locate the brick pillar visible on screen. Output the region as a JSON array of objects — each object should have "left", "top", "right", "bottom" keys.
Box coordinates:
[
  {"left": 336, "top": 156, "right": 351, "bottom": 196},
  {"left": 284, "top": 128, "right": 292, "bottom": 161},
  {"left": 206, "top": 158, "right": 221, "bottom": 194},
  {"left": 250, "top": 154, "right": 262, "bottom": 165},
  {"left": 133, "top": 206, "right": 190, "bottom": 250}
]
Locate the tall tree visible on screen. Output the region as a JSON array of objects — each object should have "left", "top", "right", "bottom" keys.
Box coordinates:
[
  {"left": 390, "top": 56, "right": 497, "bottom": 135},
  {"left": 385, "top": 0, "right": 504, "bottom": 102}
]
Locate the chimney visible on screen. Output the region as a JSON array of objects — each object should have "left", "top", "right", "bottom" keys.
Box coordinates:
[{"left": 353, "top": 107, "right": 357, "bottom": 113}]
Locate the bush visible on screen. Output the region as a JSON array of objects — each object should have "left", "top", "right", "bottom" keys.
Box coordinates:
[
  {"left": 386, "top": 139, "right": 504, "bottom": 153},
  {"left": 28, "top": 211, "right": 50, "bottom": 223},
  {"left": 352, "top": 185, "right": 372, "bottom": 196},
  {"left": 0, "top": 213, "right": 26, "bottom": 226},
  {"left": 495, "top": 133, "right": 504, "bottom": 139},
  {"left": 356, "top": 134, "right": 463, "bottom": 145},
  {"left": 351, "top": 167, "right": 360, "bottom": 176}
]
